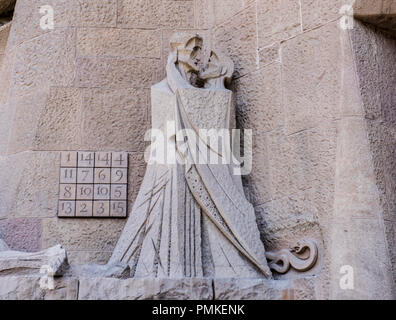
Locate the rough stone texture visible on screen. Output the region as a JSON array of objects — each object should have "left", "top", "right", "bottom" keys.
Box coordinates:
[
  {"left": 2, "top": 218, "right": 41, "bottom": 252},
  {"left": 6, "top": 152, "right": 60, "bottom": 219},
  {"left": 75, "top": 56, "right": 161, "bottom": 89},
  {"left": 213, "top": 4, "right": 257, "bottom": 78},
  {"left": 78, "top": 278, "right": 213, "bottom": 300},
  {"left": 234, "top": 63, "right": 283, "bottom": 205},
  {"left": 8, "top": 0, "right": 117, "bottom": 49},
  {"left": 0, "top": 275, "right": 319, "bottom": 300},
  {"left": 117, "top": 0, "right": 194, "bottom": 28},
  {"left": 0, "top": 276, "right": 78, "bottom": 300},
  {"left": 348, "top": 21, "right": 396, "bottom": 296},
  {"left": 33, "top": 88, "right": 83, "bottom": 151},
  {"left": 41, "top": 218, "right": 126, "bottom": 252},
  {"left": 11, "top": 28, "right": 76, "bottom": 97},
  {"left": 300, "top": 0, "right": 347, "bottom": 31},
  {"left": 257, "top": 0, "right": 301, "bottom": 48},
  {"left": 77, "top": 28, "right": 161, "bottom": 59},
  {"left": 81, "top": 88, "right": 150, "bottom": 152},
  {"left": 281, "top": 21, "right": 341, "bottom": 135},
  {"left": 0, "top": 0, "right": 395, "bottom": 300},
  {"left": 214, "top": 278, "right": 289, "bottom": 300}
]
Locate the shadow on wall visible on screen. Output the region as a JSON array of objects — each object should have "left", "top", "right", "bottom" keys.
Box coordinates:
[{"left": 0, "top": 0, "right": 15, "bottom": 25}]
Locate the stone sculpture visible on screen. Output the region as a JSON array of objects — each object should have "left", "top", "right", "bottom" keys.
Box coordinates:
[
  {"left": 0, "top": 238, "right": 68, "bottom": 276},
  {"left": 108, "top": 33, "right": 272, "bottom": 278},
  {"left": 265, "top": 239, "right": 318, "bottom": 274}
]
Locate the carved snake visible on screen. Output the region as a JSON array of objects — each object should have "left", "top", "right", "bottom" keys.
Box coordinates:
[{"left": 265, "top": 239, "right": 318, "bottom": 274}]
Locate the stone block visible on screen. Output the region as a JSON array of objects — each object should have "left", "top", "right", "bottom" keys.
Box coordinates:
[
  {"left": 0, "top": 276, "right": 78, "bottom": 300},
  {"left": 117, "top": 0, "right": 161, "bottom": 28},
  {"left": 194, "top": 0, "right": 214, "bottom": 28},
  {"left": 8, "top": 0, "right": 116, "bottom": 48},
  {"left": 161, "top": 0, "right": 194, "bottom": 28},
  {"left": 80, "top": 88, "right": 150, "bottom": 152},
  {"left": 117, "top": 0, "right": 194, "bottom": 28},
  {"left": 8, "top": 152, "right": 60, "bottom": 219},
  {"left": 67, "top": 250, "right": 112, "bottom": 265},
  {"left": 41, "top": 218, "right": 126, "bottom": 252},
  {"left": 257, "top": 0, "right": 301, "bottom": 48},
  {"left": 7, "top": 90, "right": 48, "bottom": 155},
  {"left": 213, "top": 5, "right": 257, "bottom": 78},
  {"left": 213, "top": 0, "right": 252, "bottom": 25},
  {"left": 255, "top": 189, "right": 317, "bottom": 238},
  {"left": 214, "top": 278, "right": 290, "bottom": 300},
  {"left": 281, "top": 21, "right": 341, "bottom": 135},
  {"left": 33, "top": 87, "right": 83, "bottom": 151},
  {"left": 300, "top": 0, "right": 346, "bottom": 31},
  {"left": 235, "top": 62, "right": 283, "bottom": 134},
  {"left": 75, "top": 56, "right": 161, "bottom": 89},
  {"left": 11, "top": 28, "right": 75, "bottom": 96},
  {"left": 2, "top": 218, "right": 41, "bottom": 252},
  {"left": 77, "top": 28, "right": 161, "bottom": 59},
  {"left": 78, "top": 277, "right": 213, "bottom": 300},
  {"left": 258, "top": 42, "right": 280, "bottom": 67}
]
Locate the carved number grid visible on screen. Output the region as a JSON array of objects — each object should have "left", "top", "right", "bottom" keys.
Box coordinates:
[{"left": 58, "top": 151, "right": 128, "bottom": 218}]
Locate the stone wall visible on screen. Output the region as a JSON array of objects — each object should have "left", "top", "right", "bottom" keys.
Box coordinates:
[
  {"left": 204, "top": 0, "right": 395, "bottom": 299},
  {"left": 0, "top": 0, "right": 206, "bottom": 265},
  {"left": 0, "top": 0, "right": 395, "bottom": 300}
]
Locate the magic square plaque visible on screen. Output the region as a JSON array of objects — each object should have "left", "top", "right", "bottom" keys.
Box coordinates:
[{"left": 58, "top": 151, "right": 128, "bottom": 218}]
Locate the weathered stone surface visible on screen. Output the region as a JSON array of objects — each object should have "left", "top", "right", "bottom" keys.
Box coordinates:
[
  {"left": 194, "top": 0, "right": 214, "bottom": 28},
  {"left": 117, "top": 0, "right": 194, "bottom": 28},
  {"left": 281, "top": 21, "right": 341, "bottom": 135},
  {"left": 330, "top": 117, "right": 394, "bottom": 299},
  {"left": 300, "top": 0, "right": 346, "bottom": 31},
  {"left": 0, "top": 276, "right": 78, "bottom": 300},
  {"left": 77, "top": 28, "right": 161, "bottom": 59},
  {"left": 349, "top": 21, "right": 396, "bottom": 292},
  {"left": 78, "top": 278, "right": 213, "bottom": 300},
  {"left": 81, "top": 88, "right": 149, "bottom": 152},
  {"left": 161, "top": 0, "right": 194, "bottom": 28},
  {"left": 234, "top": 63, "right": 282, "bottom": 206},
  {"left": 7, "top": 90, "right": 48, "bottom": 154},
  {"left": 11, "top": 28, "right": 75, "bottom": 96},
  {"left": 75, "top": 56, "right": 160, "bottom": 89},
  {"left": 235, "top": 62, "right": 283, "bottom": 134},
  {"left": 213, "top": 5, "right": 257, "bottom": 78},
  {"left": 8, "top": 0, "right": 116, "bottom": 48},
  {"left": 34, "top": 88, "right": 83, "bottom": 151},
  {"left": 213, "top": 0, "right": 253, "bottom": 25},
  {"left": 257, "top": 0, "right": 301, "bottom": 48},
  {"left": 6, "top": 152, "right": 60, "bottom": 219},
  {"left": 258, "top": 42, "right": 280, "bottom": 67},
  {"left": 41, "top": 218, "right": 126, "bottom": 252},
  {"left": 67, "top": 251, "right": 112, "bottom": 265},
  {"left": 2, "top": 218, "right": 41, "bottom": 252},
  {"left": 214, "top": 278, "right": 290, "bottom": 300}
]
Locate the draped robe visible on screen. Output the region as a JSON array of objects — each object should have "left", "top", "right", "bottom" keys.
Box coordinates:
[{"left": 109, "top": 65, "right": 271, "bottom": 279}]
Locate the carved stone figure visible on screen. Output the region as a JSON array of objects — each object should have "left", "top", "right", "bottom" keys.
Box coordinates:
[
  {"left": 108, "top": 33, "right": 272, "bottom": 278},
  {"left": 265, "top": 239, "right": 318, "bottom": 274},
  {"left": 0, "top": 238, "right": 68, "bottom": 276}
]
